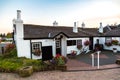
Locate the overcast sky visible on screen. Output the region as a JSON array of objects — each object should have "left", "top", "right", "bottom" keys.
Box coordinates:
[{"left": 0, "top": 0, "right": 120, "bottom": 33}]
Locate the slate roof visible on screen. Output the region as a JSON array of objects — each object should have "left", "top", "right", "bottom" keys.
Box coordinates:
[
  {"left": 104, "top": 28, "right": 120, "bottom": 37},
  {"left": 23, "top": 24, "right": 120, "bottom": 40}
]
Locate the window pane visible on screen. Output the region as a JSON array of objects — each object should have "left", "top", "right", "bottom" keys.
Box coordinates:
[
  {"left": 77, "top": 40, "right": 82, "bottom": 45},
  {"left": 32, "top": 42, "right": 41, "bottom": 53},
  {"left": 67, "top": 40, "right": 71, "bottom": 46},
  {"left": 67, "top": 40, "right": 76, "bottom": 46},
  {"left": 72, "top": 40, "right": 76, "bottom": 45},
  {"left": 105, "top": 37, "right": 112, "bottom": 43}
]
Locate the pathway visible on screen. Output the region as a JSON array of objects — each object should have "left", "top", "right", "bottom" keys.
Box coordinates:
[{"left": 0, "top": 68, "right": 120, "bottom": 80}]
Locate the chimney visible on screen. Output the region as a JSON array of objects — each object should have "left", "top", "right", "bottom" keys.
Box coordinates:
[
  {"left": 17, "top": 10, "right": 21, "bottom": 20},
  {"left": 53, "top": 21, "right": 58, "bottom": 26},
  {"left": 73, "top": 22, "right": 78, "bottom": 33},
  {"left": 81, "top": 22, "right": 85, "bottom": 28},
  {"left": 99, "top": 22, "right": 103, "bottom": 33}
]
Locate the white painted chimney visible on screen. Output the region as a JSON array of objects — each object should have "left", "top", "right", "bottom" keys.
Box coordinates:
[
  {"left": 99, "top": 22, "right": 103, "bottom": 33},
  {"left": 81, "top": 22, "right": 85, "bottom": 28},
  {"left": 17, "top": 10, "right": 21, "bottom": 20},
  {"left": 73, "top": 22, "right": 78, "bottom": 33}
]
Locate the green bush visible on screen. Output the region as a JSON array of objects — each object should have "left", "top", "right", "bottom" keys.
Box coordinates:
[
  {"left": 2, "top": 48, "right": 17, "bottom": 58},
  {"left": 57, "top": 57, "right": 65, "bottom": 66},
  {"left": 52, "top": 54, "right": 67, "bottom": 66},
  {"left": 23, "top": 59, "right": 47, "bottom": 71},
  {"left": 0, "top": 59, "right": 23, "bottom": 72},
  {"left": 0, "top": 56, "right": 48, "bottom": 73}
]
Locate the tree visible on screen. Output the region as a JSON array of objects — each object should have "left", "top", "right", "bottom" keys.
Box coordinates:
[
  {"left": 6, "top": 32, "right": 12, "bottom": 38},
  {"left": 0, "top": 33, "right": 2, "bottom": 37}
]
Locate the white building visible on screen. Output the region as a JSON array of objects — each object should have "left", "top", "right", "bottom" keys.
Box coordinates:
[{"left": 13, "top": 10, "right": 120, "bottom": 60}]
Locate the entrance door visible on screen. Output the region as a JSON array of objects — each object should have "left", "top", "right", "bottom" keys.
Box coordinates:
[
  {"left": 89, "top": 37, "right": 93, "bottom": 50},
  {"left": 55, "top": 39, "right": 61, "bottom": 55},
  {"left": 42, "top": 46, "right": 53, "bottom": 61}
]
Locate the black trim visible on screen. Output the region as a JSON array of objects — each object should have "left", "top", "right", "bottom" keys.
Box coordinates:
[
  {"left": 24, "top": 36, "right": 120, "bottom": 40},
  {"left": 30, "top": 40, "right": 32, "bottom": 59},
  {"left": 31, "top": 41, "right": 42, "bottom": 59},
  {"left": 53, "top": 32, "right": 69, "bottom": 38},
  {"left": 24, "top": 37, "right": 54, "bottom": 40},
  {"left": 89, "top": 37, "right": 94, "bottom": 50}
]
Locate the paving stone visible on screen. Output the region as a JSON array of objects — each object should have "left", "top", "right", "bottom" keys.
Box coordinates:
[{"left": 0, "top": 69, "right": 120, "bottom": 80}]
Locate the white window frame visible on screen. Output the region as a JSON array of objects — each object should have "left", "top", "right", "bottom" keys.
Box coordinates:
[
  {"left": 77, "top": 39, "right": 82, "bottom": 45},
  {"left": 31, "top": 42, "right": 42, "bottom": 54},
  {"left": 56, "top": 40, "right": 61, "bottom": 48},
  {"left": 105, "top": 37, "right": 112, "bottom": 43}
]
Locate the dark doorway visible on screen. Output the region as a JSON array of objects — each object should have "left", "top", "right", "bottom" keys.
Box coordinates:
[
  {"left": 89, "top": 37, "right": 93, "bottom": 50},
  {"left": 55, "top": 39, "right": 61, "bottom": 55},
  {"left": 42, "top": 46, "right": 53, "bottom": 61}
]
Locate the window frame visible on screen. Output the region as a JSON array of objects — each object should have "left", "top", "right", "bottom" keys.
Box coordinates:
[
  {"left": 31, "top": 42, "right": 42, "bottom": 55},
  {"left": 105, "top": 37, "right": 112, "bottom": 43},
  {"left": 56, "top": 40, "right": 61, "bottom": 48},
  {"left": 77, "top": 39, "right": 82, "bottom": 45},
  {"left": 67, "top": 40, "right": 76, "bottom": 46}
]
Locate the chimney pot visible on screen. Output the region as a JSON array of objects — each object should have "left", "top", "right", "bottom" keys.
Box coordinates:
[
  {"left": 17, "top": 10, "right": 21, "bottom": 20},
  {"left": 73, "top": 22, "right": 78, "bottom": 33},
  {"left": 99, "top": 22, "right": 103, "bottom": 33}
]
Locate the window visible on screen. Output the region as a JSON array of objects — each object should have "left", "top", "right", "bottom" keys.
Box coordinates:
[
  {"left": 31, "top": 42, "right": 42, "bottom": 56},
  {"left": 56, "top": 40, "right": 61, "bottom": 48},
  {"left": 77, "top": 40, "right": 82, "bottom": 45},
  {"left": 105, "top": 37, "right": 112, "bottom": 43},
  {"left": 67, "top": 40, "right": 76, "bottom": 46}
]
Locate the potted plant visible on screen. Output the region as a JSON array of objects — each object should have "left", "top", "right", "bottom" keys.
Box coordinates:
[
  {"left": 33, "top": 49, "right": 41, "bottom": 56},
  {"left": 52, "top": 54, "right": 67, "bottom": 71},
  {"left": 113, "top": 48, "right": 117, "bottom": 53},
  {"left": 105, "top": 42, "right": 112, "bottom": 47},
  {"left": 112, "top": 40, "right": 119, "bottom": 45},
  {"left": 84, "top": 40, "right": 90, "bottom": 46},
  {"left": 77, "top": 45, "right": 82, "bottom": 50},
  {"left": 71, "top": 50, "right": 77, "bottom": 56}
]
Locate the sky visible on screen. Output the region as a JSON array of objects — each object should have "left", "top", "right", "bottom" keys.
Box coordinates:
[{"left": 0, "top": 0, "right": 120, "bottom": 33}]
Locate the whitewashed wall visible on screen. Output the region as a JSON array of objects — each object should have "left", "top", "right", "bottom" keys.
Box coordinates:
[
  {"left": 93, "top": 37, "right": 105, "bottom": 49},
  {"left": 61, "top": 37, "right": 67, "bottom": 57},
  {"left": 67, "top": 38, "right": 89, "bottom": 55},
  {"left": 16, "top": 38, "right": 31, "bottom": 58},
  {"left": 31, "top": 39, "right": 55, "bottom": 59},
  {"left": 94, "top": 37, "right": 120, "bottom": 51},
  {"left": 104, "top": 37, "right": 120, "bottom": 51}
]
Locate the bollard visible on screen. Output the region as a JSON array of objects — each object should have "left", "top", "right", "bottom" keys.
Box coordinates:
[
  {"left": 91, "top": 54, "right": 94, "bottom": 67},
  {"left": 97, "top": 51, "right": 101, "bottom": 69}
]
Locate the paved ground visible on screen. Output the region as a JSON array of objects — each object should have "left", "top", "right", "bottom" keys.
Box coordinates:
[
  {"left": 0, "top": 68, "right": 120, "bottom": 80},
  {"left": 67, "top": 50, "right": 120, "bottom": 68}
]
